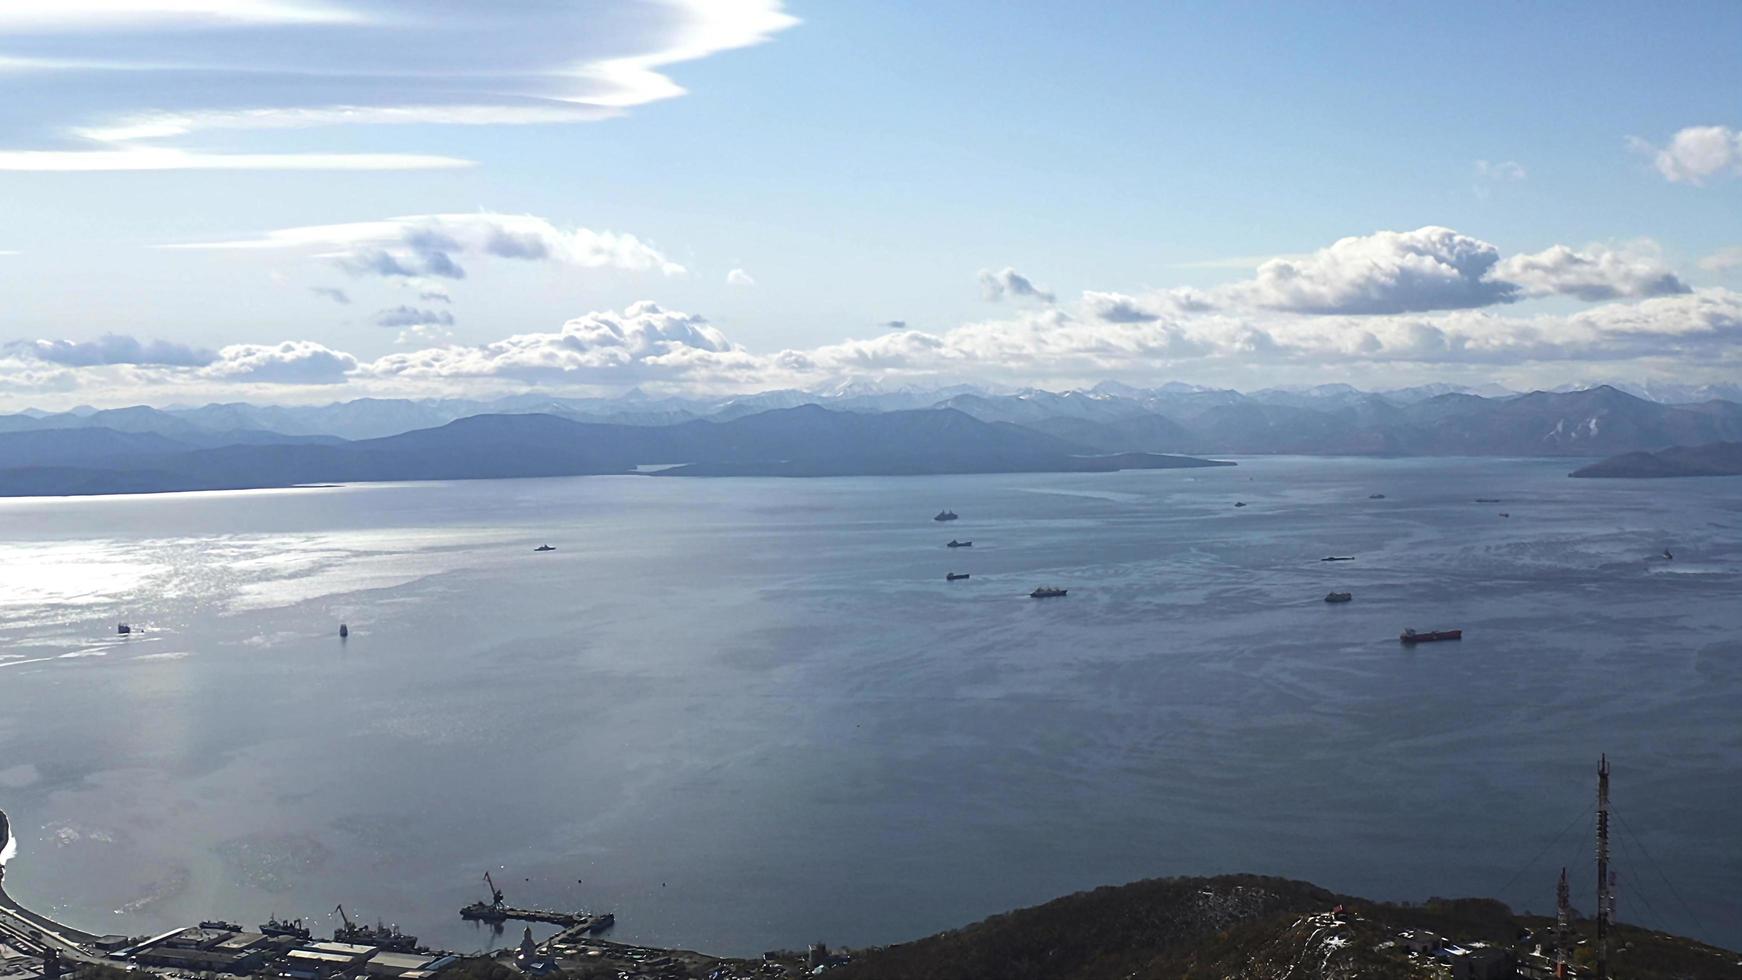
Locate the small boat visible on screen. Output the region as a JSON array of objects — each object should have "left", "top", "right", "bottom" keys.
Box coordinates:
[
  {"left": 534, "top": 544, "right": 556, "bottom": 552},
  {"left": 946, "top": 572, "right": 970, "bottom": 581},
  {"left": 947, "top": 539, "right": 972, "bottom": 548},
  {"left": 934, "top": 510, "right": 959, "bottom": 522},
  {"left": 1662, "top": 549, "right": 1674, "bottom": 560},
  {"left": 338, "top": 624, "right": 349, "bottom": 638},
  {"left": 1399, "top": 628, "right": 1462, "bottom": 644},
  {"left": 1233, "top": 501, "right": 1247, "bottom": 508},
  {"left": 117, "top": 623, "right": 131, "bottom": 635},
  {"left": 1498, "top": 512, "right": 1509, "bottom": 518},
  {"left": 1474, "top": 498, "right": 1501, "bottom": 503},
  {"left": 1320, "top": 556, "right": 1354, "bottom": 562},
  {"left": 1029, "top": 587, "right": 1067, "bottom": 599},
  {"left": 1324, "top": 592, "right": 1353, "bottom": 603},
  {"left": 1368, "top": 493, "right": 1386, "bottom": 499}
]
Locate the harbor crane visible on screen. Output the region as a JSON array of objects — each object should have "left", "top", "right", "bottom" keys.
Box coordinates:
[{"left": 484, "top": 871, "right": 505, "bottom": 907}]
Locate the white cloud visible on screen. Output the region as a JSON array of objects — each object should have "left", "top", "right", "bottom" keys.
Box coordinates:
[
  {"left": 1235, "top": 226, "right": 1515, "bottom": 314},
  {"left": 726, "top": 268, "right": 756, "bottom": 286},
  {"left": 200, "top": 340, "right": 356, "bottom": 384},
  {"left": 14, "top": 334, "right": 216, "bottom": 367},
  {"left": 1474, "top": 159, "right": 1527, "bottom": 182},
  {"left": 367, "top": 301, "right": 754, "bottom": 385},
  {"left": 979, "top": 267, "right": 1055, "bottom": 304},
  {"left": 1629, "top": 125, "right": 1742, "bottom": 185},
  {"left": 0, "top": 0, "right": 360, "bottom": 29},
  {"left": 373, "top": 306, "right": 454, "bottom": 328},
  {"left": 309, "top": 286, "right": 350, "bottom": 305},
  {"left": 1493, "top": 242, "right": 1688, "bottom": 301},
  {"left": 165, "top": 212, "right": 686, "bottom": 284},
  {"left": 0, "top": 0, "right": 797, "bottom": 171},
  {"left": 1699, "top": 246, "right": 1742, "bottom": 274},
  {"left": 6, "top": 228, "right": 1734, "bottom": 403}
]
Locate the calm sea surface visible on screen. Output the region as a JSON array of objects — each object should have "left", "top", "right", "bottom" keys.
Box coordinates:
[{"left": 1, "top": 458, "right": 1738, "bottom": 952}]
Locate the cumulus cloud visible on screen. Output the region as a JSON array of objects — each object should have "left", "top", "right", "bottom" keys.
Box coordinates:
[
  {"left": 201, "top": 340, "right": 356, "bottom": 384},
  {"left": 1494, "top": 242, "right": 1689, "bottom": 301},
  {"left": 1628, "top": 125, "right": 1742, "bottom": 185},
  {"left": 367, "top": 301, "right": 755, "bottom": 385},
  {"left": 726, "top": 268, "right": 756, "bottom": 286},
  {"left": 979, "top": 267, "right": 1055, "bottom": 304},
  {"left": 0, "top": 0, "right": 798, "bottom": 171},
  {"left": 1083, "top": 292, "right": 1161, "bottom": 323},
  {"left": 373, "top": 306, "right": 455, "bottom": 328},
  {"left": 17, "top": 334, "right": 216, "bottom": 367},
  {"left": 167, "top": 212, "right": 684, "bottom": 283},
  {"left": 310, "top": 286, "right": 350, "bottom": 305},
  {"left": 1236, "top": 226, "right": 1516, "bottom": 314}
]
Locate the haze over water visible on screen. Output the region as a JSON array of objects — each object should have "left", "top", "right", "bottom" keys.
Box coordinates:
[{"left": 1, "top": 458, "right": 1737, "bottom": 953}]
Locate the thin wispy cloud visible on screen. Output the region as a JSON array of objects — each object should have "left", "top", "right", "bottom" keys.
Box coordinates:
[{"left": 0, "top": 0, "right": 798, "bottom": 171}]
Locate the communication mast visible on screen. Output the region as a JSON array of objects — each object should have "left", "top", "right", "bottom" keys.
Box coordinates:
[
  {"left": 1595, "top": 754, "right": 1611, "bottom": 980},
  {"left": 1553, "top": 866, "right": 1571, "bottom": 977}
]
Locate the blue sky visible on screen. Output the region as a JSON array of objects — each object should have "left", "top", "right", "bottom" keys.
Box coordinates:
[{"left": 0, "top": 0, "right": 1738, "bottom": 407}]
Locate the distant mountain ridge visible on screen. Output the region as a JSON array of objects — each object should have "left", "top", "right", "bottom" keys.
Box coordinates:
[
  {"left": 5, "top": 380, "right": 1740, "bottom": 444},
  {"left": 0, "top": 406, "right": 1232, "bottom": 497}
]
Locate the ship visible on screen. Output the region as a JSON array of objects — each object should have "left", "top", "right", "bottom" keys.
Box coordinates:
[
  {"left": 589, "top": 913, "right": 615, "bottom": 932},
  {"left": 1368, "top": 493, "right": 1386, "bottom": 499},
  {"left": 1233, "top": 501, "right": 1246, "bottom": 508},
  {"left": 199, "top": 920, "right": 243, "bottom": 932},
  {"left": 117, "top": 623, "right": 131, "bottom": 635},
  {"left": 946, "top": 573, "right": 970, "bottom": 581},
  {"left": 338, "top": 623, "right": 348, "bottom": 638},
  {"left": 1662, "top": 548, "right": 1674, "bottom": 560},
  {"left": 934, "top": 510, "right": 958, "bottom": 522},
  {"left": 334, "top": 906, "right": 420, "bottom": 952},
  {"left": 1320, "top": 556, "right": 1354, "bottom": 562},
  {"left": 1029, "top": 587, "right": 1067, "bottom": 599},
  {"left": 1474, "top": 498, "right": 1501, "bottom": 503},
  {"left": 260, "top": 917, "right": 312, "bottom": 940},
  {"left": 1324, "top": 592, "right": 1353, "bottom": 603},
  {"left": 1399, "top": 628, "right": 1462, "bottom": 644},
  {"left": 535, "top": 544, "right": 556, "bottom": 552},
  {"left": 460, "top": 901, "right": 510, "bottom": 923},
  {"left": 947, "top": 539, "right": 972, "bottom": 548}
]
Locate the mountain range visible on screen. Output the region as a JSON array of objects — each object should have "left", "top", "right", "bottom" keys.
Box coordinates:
[{"left": 1, "top": 383, "right": 1738, "bottom": 496}]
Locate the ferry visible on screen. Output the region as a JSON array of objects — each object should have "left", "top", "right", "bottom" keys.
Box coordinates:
[
  {"left": 1399, "top": 628, "right": 1462, "bottom": 644},
  {"left": 947, "top": 539, "right": 972, "bottom": 548},
  {"left": 934, "top": 510, "right": 959, "bottom": 522},
  {"left": 1324, "top": 592, "right": 1353, "bottom": 603},
  {"left": 1029, "top": 587, "right": 1067, "bottom": 599},
  {"left": 946, "top": 572, "right": 970, "bottom": 581}
]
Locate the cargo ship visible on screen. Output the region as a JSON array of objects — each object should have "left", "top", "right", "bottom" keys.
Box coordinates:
[
  {"left": 1030, "top": 587, "right": 1067, "bottom": 599},
  {"left": 1399, "top": 628, "right": 1462, "bottom": 644},
  {"left": 947, "top": 539, "right": 972, "bottom": 548},
  {"left": 946, "top": 573, "right": 970, "bottom": 581}
]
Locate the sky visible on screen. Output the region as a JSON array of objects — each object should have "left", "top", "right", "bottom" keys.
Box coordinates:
[{"left": 0, "top": 0, "right": 1739, "bottom": 409}]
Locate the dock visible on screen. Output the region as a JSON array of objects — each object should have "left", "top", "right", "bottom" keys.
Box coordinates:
[{"left": 460, "top": 903, "right": 607, "bottom": 929}]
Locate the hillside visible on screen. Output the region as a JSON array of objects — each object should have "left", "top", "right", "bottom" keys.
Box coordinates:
[
  {"left": 827, "top": 875, "right": 1737, "bottom": 980},
  {"left": 1571, "top": 442, "right": 1742, "bottom": 478}
]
